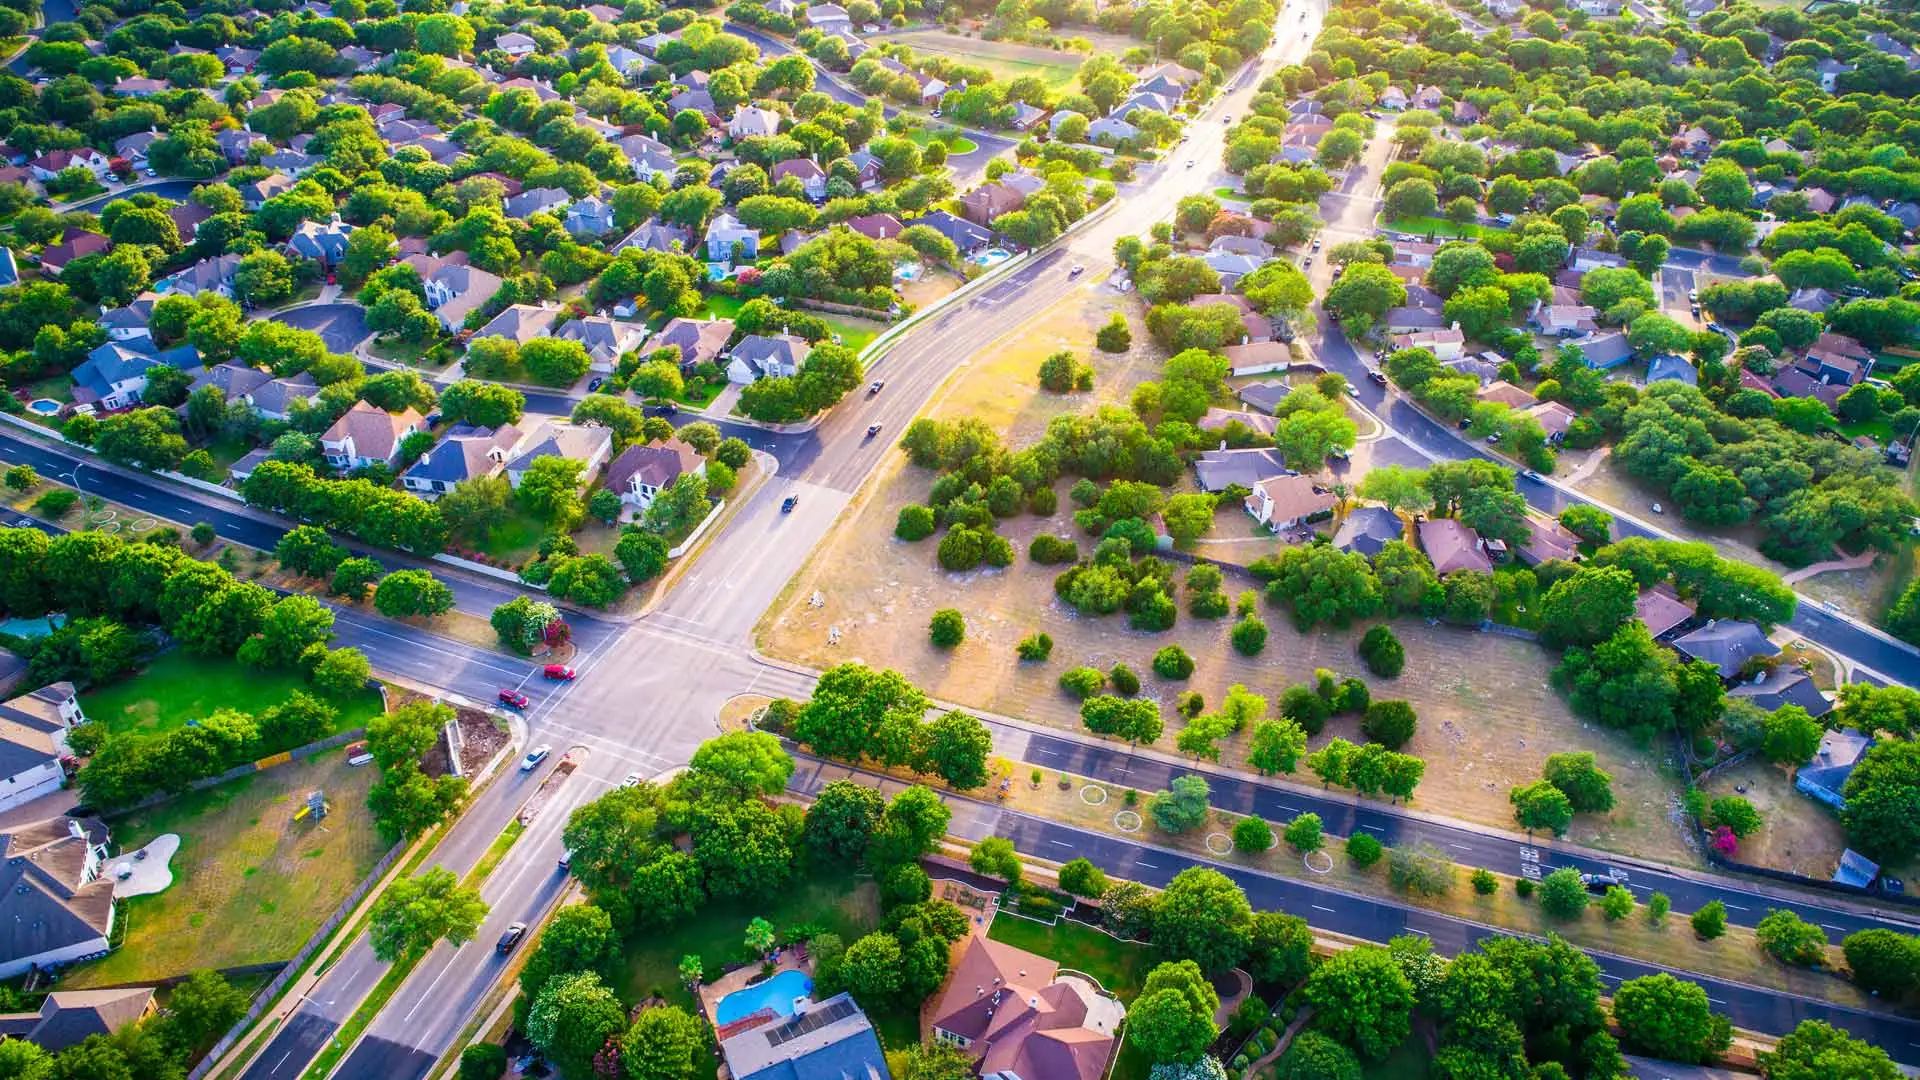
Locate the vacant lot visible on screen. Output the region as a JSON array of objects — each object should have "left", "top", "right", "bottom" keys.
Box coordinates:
[
  {"left": 890, "top": 30, "right": 1082, "bottom": 88},
  {"left": 1694, "top": 755, "right": 1902, "bottom": 881},
  {"left": 66, "top": 749, "right": 388, "bottom": 986},
  {"left": 80, "top": 652, "right": 386, "bottom": 738}
]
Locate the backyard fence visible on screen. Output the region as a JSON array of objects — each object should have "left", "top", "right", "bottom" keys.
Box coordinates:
[
  {"left": 102, "top": 728, "right": 369, "bottom": 818},
  {"left": 185, "top": 839, "right": 406, "bottom": 1080}
]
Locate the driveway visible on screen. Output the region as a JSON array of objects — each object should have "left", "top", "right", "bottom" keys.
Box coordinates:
[{"left": 272, "top": 302, "right": 372, "bottom": 354}]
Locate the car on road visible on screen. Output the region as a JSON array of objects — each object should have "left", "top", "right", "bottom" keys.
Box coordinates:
[
  {"left": 587, "top": 377, "right": 605, "bottom": 392},
  {"left": 520, "top": 744, "right": 551, "bottom": 770},
  {"left": 1069, "top": 264, "right": 1084, "bottom": 276},
  {"left": 1222, "top": 114, "right": 1231, "bottom": 124},
  {"left": 543, "top": 664, "right": 575, "bottom": 680},
  {"left": 1687, "top": 288, "right": 1698, "bottom": 302},
  {"left": 622, "top": 772, "right": 643, "bottom": 787},
  {"left": 1343, "top": 383, "right": 1358, "bottom": 397},
  {"left": 643, "top": 403, "right": 677, "bottom": 417},
  {"left": 498, "top": 688, "right": 530, "bottom": 710},
  {"left": 1368, "top": 370, "right": 1388, "bottom": 385},
  {"left": 497, "top": 922, "right": 528, "bottom": 954},
  {"left": 1311, "top": 237, "right": 1321, "bottom": 251},
  {"left": 1302, "top": 255, "right": 1313, "bottom": 268},
  {"left": 868, "top": 380, "right": 884, "bottom": 395},
  {"left": 1185, "top": 160, "right": 1194, "bottom": 168},
  {"left": 1521, "top": 469, "right": 1542, "bottom": 481},
  {"left": 781, "top": 494, "right": 799, "bottom": 513},
  {"left": 865, "top": 423, "right": 882, "bottom": 439}
]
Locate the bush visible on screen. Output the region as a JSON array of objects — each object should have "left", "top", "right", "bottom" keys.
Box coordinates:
[
  {"left": 1333, "top": 677, "right": 1370, "bottom": 714},
  {"left": 1058, "top": 857, "right": 1108, "bottom": 896},
  {"left": 1387, "top": 843, "right": 1456, "bottom": 896},
  {"left": 1358, "top": 625, "right": 1405, "bottom": 676},
  {"left": 1096, "top": 312, "right": 1131, "bottom": 352},
  {"left": 34, "top": 489, "right": 77, "bottom": 517},
  {"left": 895, "top": 504, "right": 936, "bottom": 540},
  {"left": 1471, "top": 868, "right": 1497, "bottom": 895},
  {"left": 1174, "top": 690, "right": 1205, "bottom": 718},
  {"left": 1152, "top": 645, "right": 1194, "bottom": 680},
  {"left": 1233, "top": 816, "right": 1274, "bottom": 852},
  {"left": 1515, "top": 877, "right": 1536, "bottom": 897},
  {"left": 1692, "top": 900, "right": 1727, "bottom": 939},
  {"left": 1029, "top": 533, "right": 1080, "bottom": 564},
  {"left": 1029, "top": 485, "right": 1057, "bottom": 515},
  {"left": 1361, "top": 701, "right": 1417, "bottom": 749},
  {"left": 1280, "top": 685, "right": 1330, "bottom": 734},
  {"left": 1109, "top": 663, "right": 1140, "bottom": 696},
  {"left": 1284, "top": 813, "right": 1324, "bottom": 853},
  {"left": 929, "top": 609, "right": 965, "bottom": 648},
  {"left": 460, "top": 1043, "right": 508, "bottom": 1080},
  {"left": 1346, "top": 832, "right": 1382, "bottom": 868},
  {"left": 1016, "top": 632, "right": 1053, "bottom": 662},
  {"left": 1538, "top": 867, "right": 1588, "bottom": 918},
  {"left": 1060, "top": 666, "right": 1106, "bottom": 698},
  {"left": 1232, "top": 614, "right": 1269, "bottom": 655}
]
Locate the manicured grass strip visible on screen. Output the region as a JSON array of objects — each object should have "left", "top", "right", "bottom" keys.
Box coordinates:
[
  {"left": 463, "top": 820, "right": 525, "bottom": 889},
  {"left": 1379, "top": 214, "right": 1504, "bottom": 240}
]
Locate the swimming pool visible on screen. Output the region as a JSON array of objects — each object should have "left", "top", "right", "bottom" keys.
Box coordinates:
[
  {"left": 713, "top": 969, "right": 813, "bottom": 1026},
  {"left": 969, "top": 247, "right": 1013, "bottom": 267},
  {"left": 26, "top": 399, "right": 60, "bottom": 415}
]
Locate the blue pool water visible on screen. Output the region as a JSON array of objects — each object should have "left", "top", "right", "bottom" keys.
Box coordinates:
[
  {"left": 706, "top": 263, "right": 730, "bottom": 281},
  {"left": 26, "top": 399, "right": 60, "bottom": 415},
  {"left": 969, "top": 247, "right": 1013, "bottom": 267},
  {"left": 714, "top": 969, "right": 813, "bottom": 1025}
]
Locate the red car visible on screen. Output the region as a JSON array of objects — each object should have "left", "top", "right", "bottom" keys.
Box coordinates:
[
  {"left": 543, "top": 664, "right": 576, "bottom": 681},
  {"left": 498, "top": 688, "right": 529, "bottom": 709}
]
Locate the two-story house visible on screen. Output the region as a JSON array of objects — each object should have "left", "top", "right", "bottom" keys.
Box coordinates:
[
  {"left": 401, "top": 423, "right": 522, "bottom": 496},
  {"left": 321, "top": 401, "right": 424, "bottom": 469}
]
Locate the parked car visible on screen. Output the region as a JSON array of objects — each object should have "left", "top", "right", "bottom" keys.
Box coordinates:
[
  {"left": 1368, "top": 370, "right": 1388, "bottom": 385},
  {"left": 498, "top": 688, "right": 529, "bottom": 709},
  {"left": 621, "top": 772, "right": 643, "bottom": 787},
  {"left": 520, "top": 744, "right": 551, "bottom": 770},
  {"left": 587, "top": 377, "right": 604, "bottom": 392},
  {"left": 543, "top": 664, "right": 575, "bottom": 680},
  {"left": 497, "top": 922, "right": 528, "bottom": 953}
]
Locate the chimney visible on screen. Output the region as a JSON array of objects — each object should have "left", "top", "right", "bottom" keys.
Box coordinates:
[{"left": 66, "top": 819, "right": 84, "bottom": 841}]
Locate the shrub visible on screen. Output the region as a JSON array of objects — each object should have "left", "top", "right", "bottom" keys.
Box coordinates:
[
  {"left": 1471, "top": 868, "right": 1497, "bottom": 895},
  {"left": 1538, "top": 868, "right": 1588, "bottom": 918},
  {"left": 1516, "top": 878, "right": 1535, "bottom": 897},
  {"left": 1346, "top": 832, "right": 1382, "bottom": 868},
  {"left": 1028, "top": 533, "right": 1079, "bottom": 564},
  {"left": 460, "top": 1044, "right": 508, "bottom": 1080},
  {"left": 1359, "top": 625, "right": 1405, "bottom": 676},
  {"left": 1647, "top": 892, "right": 1670, "bottom": 925},
  {"left": 34, "top": 489, "right": 77, "bottom": 517},
  {"left": 1109, "top": 663, "right": 1140, "bottom": 696},
  {"left": 1175, "top": 690, "right": 1205, "bottom": 717},
  {"left": 1058, "top": 857, "right": 1108, "bottom": 896},
  {"left": 1231, "top": 614, "right": 1268, "bottom": 655},
  {"left": 1603, "top": 885, "right": 1634, "bottom": 920},
  {"left": 929, "top": 609, "right": 965, "bottom": 648},
  {"left": 1387, "top": 843, "right": 1456, "bottom": 896},
  {"left": 895, "top": 504, "right": 936, "bottom": 540},
  {"left": 1233, "top": 816, "right": 1274, "bottom": 853},
  {"left": 938, "top": 525, "right": 985, "bottom": 571},
  {"left": 1284, "top": 813, "right": 1324, "bottom": 853},
  {"left": 1059, "top": 666, "right": 1106, "bottom": 698},
  {"left": 1279, "top": 685, "right": 1330, "bottom": 734},
  {"left": 1692, "top": 900, "right": 1727, "bottom": 939},
  {"left": 1096, "top": 312, "right": 1131, "bottom": 352},
  {"left": 1361, "top": 701, "right": 1417, "bottom": 749},
  {"left": 1029, "top": 485, "right": 1057, "bottom": 515},
  {"left": 1016, "top": 632, "right": 1053, "bottom": 661},
  {"left": 1333, "top": 677, "right": 1369, "bottom": 714},
  {"left": 1152, "top": 645, "right": 1194, "bottom": 680}
]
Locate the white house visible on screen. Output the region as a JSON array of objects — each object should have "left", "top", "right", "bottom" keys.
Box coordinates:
[
  {"left": 1244, "top": 475, "right": 1337, "bottom": 531},
  {"left": 726, "top": 334, "right": 810, "bottom": 383},
  {"left": 321, "top": 401, "right": 424, "bottom": 469},
  {"left": 728, "top": 105, "right": 782, "bottom": 141},
  {"left": 0, "top": 683, "right": 85, "bottom": 813},
  {"left": 705, "top": 212, "right": 759, "bottom": 261},
  {"left": 0, "top": 817, "right": 115, "bottom": 978},
  {"left": 603, "top": 437, "right": 705, "bottom": 509},
  {"left": 505, "top": 420, "right": 614, "bottom": 488}
]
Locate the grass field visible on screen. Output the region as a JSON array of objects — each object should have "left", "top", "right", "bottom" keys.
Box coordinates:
[
  {"left": 1362, "top": 1033, "right": 1433, "bottom": 1080},
  {"left": 65, "top": 749, "right": 389, "bottom": 987},
  {"left": 986, "top": 912, "right": 1153, "bottom": 1001},
  {"left": 458, "top": 507, "right": 548, "bottom": 566},
  {"left": 889, "top": 30, "right": 1082, "bottom": 89},
  {"left": 1379, "top": 214, "right": 1503, "bottom": 240},
  {"left": 80, "top": 652, "right": 386, "bottom": 738},
  {"left": 906, "top": 127, "right": 980, "bottom": 154}
]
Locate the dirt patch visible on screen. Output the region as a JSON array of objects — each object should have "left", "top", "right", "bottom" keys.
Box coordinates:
[
  {"left": 389, "top": 688, "right": 510, "bottom": 779},
  {"left": 761, "top": 298, "right": 1693, "bottom": 865}
]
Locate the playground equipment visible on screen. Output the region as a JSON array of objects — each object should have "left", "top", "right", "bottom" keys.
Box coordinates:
[{"left": 294, "top": 789, "right": 330, "bottom": 822}]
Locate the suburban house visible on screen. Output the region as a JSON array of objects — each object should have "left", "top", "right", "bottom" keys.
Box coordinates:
[
  {"left": 1528, "top": 401, "right": 1577, "bottom": 442},
  {"left": 496, "top": 30, "right": 538, "bottom": 56},
  {"left": 286, "top": 217, "right": 354, "bottom": 265},
  {"left": 717, "top": 993, "right": 889, "bottom": 1080},
  {"left": 728, "top": 105, "right": 782, "bottom": 140},
  {"left": 959, "top": 182, "right": 1026, "bottom": 227},
  {"left": 248, "top": 372, "right": 320, "bottom": 421},
  {"left": 0, "top": 683, "right": 83, "bottom": 813},
  {"left": 772, "top": 158, "right": 829, "bottom": 201},
  {"left": 604, "top": 437, "right": 705, "bottom": 510},
  {"left": 564, "top": 196, "right": 617, "bottom": 238},
  {"left": 505, "top": 421, "right": 615, "bottom": 488},
  {"left": 1728, "top": 669, "right": 1831, "bottom": 718},
  {"left": 474, "top": 303, "right": 558, "bottom": 346},
  {"left": 727, "top": 334, "right": 811, "bottom": 383},
  {"left": 845, "top": 213, "right": 905, "bottom": 241},
  {"left": 1670, "top": 620, "right": 1780, "bottom": 680},
  {"left": 401, "top": 423, "right": 522, "bottom": 496},
  {"left": 0, "top": 987, "right": 155, "bottom": 1053},
  {"left": 706, "top": 212, "right": 760, "bottom": 261},
  {"left": 37, "top": 230, "right": 108, "bottom": 278},
  {"left": 1333, "top": 506, "right": 1406, "bottom": 557},
  {"left": 618, "top": 134, "right": 677, "bottom": 181},
  {"left": 1636, "top": 588, "right": 1695, "bottom": 640},
  {"left": 927, "top": 935, "right": 1120, "bottom": 1080},
  {"left": 1516, "top": 517, "right": 1580, "bottom": 566},
  {"left": 503, "top": 186, "right": 572, "bottom": 219},
  {"left": 556, "top": 316, "right": 648, "bottom": 373},
  {"left": 1418, "top": 518, "right": 1493, "bottom": 574},
  {"left": 27, "top": 148, "right": 110, "bottom": 182},
  {"left": 320, "top": 401, "right": 424, "bottom": 469},
  {"left": 1647, "top": 354, "right": 1698, "bottom": 386},
  {"left": 805, "top": 3, "right": 851, "bottom": 30},
  {"left": 916, "top": 209, "right": 993, "bottom": 253},
  {"left": 1244, "top": 474, "right": 1337, "bottom": 531},
  {"left": 1392, "top": 327, "right": 1465, "bottom": 361},
  {"left": 1222, "top": 341, "right": 1293, "bottom": 377},
  {"left": 614, "top": 221, "right": 691, "bottom": 254},
  {"left": 184, "top": 362, "right": 274, "bottom": 407},
  {"left": 155, "top": 253, "right": 242, "bottom": 299},
  {"left": 411, "top": 257, "right": 505, "bottom": 333},
  {"left": 1796, "top": 727, "right": 1874, "bottom": 808},
  {"left": 239, "top": 172, "right": 295, "bottom": 210},
  {"left": 69, "top": 340, "right": 200, "bottom": 413},
  {"left": 1578, "top": 332, "right": 1634, "bottom": 370},
  {"left": 0, "top": 818, "right": 114, "bottom": 978},
  {"left": 1193, "top": 448, "right": 1289, "bottom": 492}
]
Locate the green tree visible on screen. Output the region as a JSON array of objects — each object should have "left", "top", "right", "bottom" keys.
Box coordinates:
[
  {"left": 368, "top": 866, "right": 487, "bottom": 961},
  {"left": 1537, "top": 867, "right": 1589, "bottom": 918},
  {"left": 1761, "top": 1020, "right": 1901, "bottom": 1080},
  {"left": 373, "top": 569, "right": 454, "bottom": 618},
  {"left": 1302, "top": 944, "right": 1415, "bottom": 1061},
  {"left": 1152, "top": 867, "right": 1253, "bottom": 974},
  {"left": 1756, "top": 909, "right": 1827, "bottom": 967},
  {"left": 1543, "top": 751, "right": 1615, "bottom": 814},
  {"left": 526, "top": 970, "right": 627, "bottom": 1079},
  {"left": 1511, "top": 780, "right": 1575, "bottom": 837},
  {"left": 1128, "top": 960, "right": 1221, "bottom": 1064},
  {"left": 1611, "top": 974, "right": 1732, "bottom": 1064},
  {"left": 620, "top": 1005, "right": 708, "bottom": 1080},
  {"left": 1692, "top": 900, "right": 1727, "bottom": 940}
]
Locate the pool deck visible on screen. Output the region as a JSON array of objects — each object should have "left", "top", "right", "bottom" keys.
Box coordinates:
[{"left": 700, "top": 946, "right": 815, "bottom": 1039}]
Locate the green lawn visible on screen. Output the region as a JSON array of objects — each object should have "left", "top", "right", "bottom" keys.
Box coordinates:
[
  {"left": 369, "top": 336, "right": 453, "bottom": 369},
  {"left": 621, "top": 867, "right": 916, "bottom": 1047},
  {"left": 820, "top": 313, "right": 886, "bottom": 355},
  {"left": 64, "top": 749, "right": 388, "bottom": 986},
  {"left": 1214, "top": 186, "right": 1252, "bottom": 202},
  {"left": 698, "top": 294, "right": 749, "bottom": 321},
  {"left": 985, "top": 912, "right": 1154, "bottom": 1002},
  {"left": 906, "top": 127, "right": 980, "bottom": 154},
  {"left": 80, "top": 652, "right": 385, "bottom": 738},
  {"left": 459, "top": 507, "right": 549, "bottom": 565},
  {"left": 673, "top": 376, "right": 726, "bottom": 408},
  {"left": 204, "top": 434, "right": 258, "bottom": 473},
  {"left": 1380, "top": 214, "right": 1502, "bottom": 240},
  {"left": 1361, "top": 1033, "right": 1433, "bottom": 1080},
  {"left": 1834, "top": 416, "right": 1894, "bottom": 442}
]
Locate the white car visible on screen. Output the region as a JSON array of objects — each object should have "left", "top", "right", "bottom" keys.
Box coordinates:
[
  {"left": 520, "top": 744, "right": 552, "bottom": 771},
  {"left": 621, "top": 772, "right": 643, "bottom": 787}
]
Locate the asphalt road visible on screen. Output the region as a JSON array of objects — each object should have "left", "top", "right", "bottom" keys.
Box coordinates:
[{"left": 1013, "top": 729, "right": 1919, "bottom": 943}]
